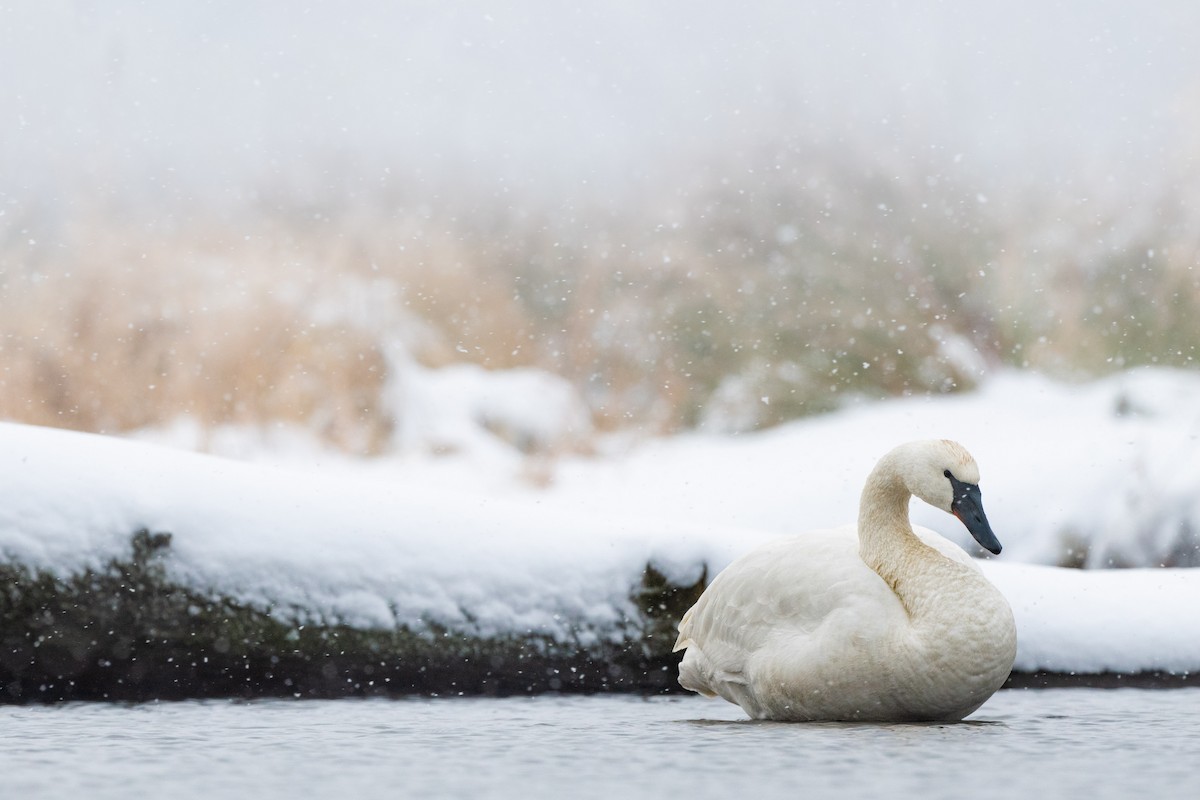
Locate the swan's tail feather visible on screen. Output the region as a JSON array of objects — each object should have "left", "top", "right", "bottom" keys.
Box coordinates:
[
  {"left": 678, "top": 646, "right": 748, "bottom": 700},
  {"left": 677, "top": 648, "right": 717, "bottom": 697},
  {"left": 673, "top": 605, "right": 696, "bottom": 652}
]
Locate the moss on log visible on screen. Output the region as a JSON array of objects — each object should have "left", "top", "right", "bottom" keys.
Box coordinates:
[{"left": 0, "top": 530, "right": 707, "bottom": 703}]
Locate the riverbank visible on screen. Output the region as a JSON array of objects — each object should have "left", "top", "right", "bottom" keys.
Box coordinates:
[
  {"left": 5, "top": 368, "right": 1200, "bottom": 702},
  {"left": 2, "top": 525, "right": 1198, "bottom": 702}
]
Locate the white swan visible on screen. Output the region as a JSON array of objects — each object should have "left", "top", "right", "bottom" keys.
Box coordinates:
[{"left": 674, "top": 439, "right": 1017, "bottom": 722}]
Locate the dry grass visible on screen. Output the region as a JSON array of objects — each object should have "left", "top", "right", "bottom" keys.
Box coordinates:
[
  {"left": 3, "top": 142, "right": 1200, "bottom": 451},
  {"left": 0, "top": 222, "right": 393, "bottom": 453}
]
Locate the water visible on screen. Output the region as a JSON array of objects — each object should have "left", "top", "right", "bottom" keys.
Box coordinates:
[{"left": 2, "top": 689, "right": 1198, "bottom": 799}]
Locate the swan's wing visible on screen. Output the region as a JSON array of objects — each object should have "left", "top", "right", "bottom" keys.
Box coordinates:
[{"left": 675, "top": 526, "right": 903, "bottom": 699}]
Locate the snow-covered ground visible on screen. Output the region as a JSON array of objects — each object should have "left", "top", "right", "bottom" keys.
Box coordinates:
[{"left": 4, "top": 366, "right": 1200, "bottom": 676}]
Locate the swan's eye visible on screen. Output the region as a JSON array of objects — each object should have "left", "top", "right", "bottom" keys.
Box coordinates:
[{"left": 943, "top": 469, "right": 952, "bottom": 479}]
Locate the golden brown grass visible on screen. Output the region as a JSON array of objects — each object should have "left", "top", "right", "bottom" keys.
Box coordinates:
[
  {"left": 0, "top": 220, "right": 393, "bottom": 453},
  {"left": 3, "top": 144, "right": 1199, "bottom": 452}
]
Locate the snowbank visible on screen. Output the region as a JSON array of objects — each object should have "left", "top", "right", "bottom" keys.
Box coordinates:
[
  {"left": 4, "top": 367, "right": 1200, "bottom": 700},
  {"left": 541, "top": 367, "right": 1200, "bottom": 569},
  {"left": 385, "top": 362, "right": 593, "bottom": 457},
  {"left": 0, "top": 422, "right": 713, "bottom": 642},
  {"left": 983, "top": 562, "right": 1200, "bottom": 675}
]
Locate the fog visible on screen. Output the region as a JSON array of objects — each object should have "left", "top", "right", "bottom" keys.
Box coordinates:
[
  {"left": 4, "top": 1, "right": 1199, "bottom": 213},
  {"left": 3, "top": 2, "right": 1200, "bottom": 442}
]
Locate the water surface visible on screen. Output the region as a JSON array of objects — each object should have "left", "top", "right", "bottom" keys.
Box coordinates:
[{"left": 2, "top": 689, "right": 1197, "bottom": 799}]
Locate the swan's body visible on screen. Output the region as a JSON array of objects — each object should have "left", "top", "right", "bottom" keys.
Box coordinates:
[{"left": 674, "top": 439, "right": 1017, "bottom": 722}]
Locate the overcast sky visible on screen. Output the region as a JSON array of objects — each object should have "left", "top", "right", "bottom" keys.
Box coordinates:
[{"left": 3, "top": 1, "right": 1199, "bottom": 213}]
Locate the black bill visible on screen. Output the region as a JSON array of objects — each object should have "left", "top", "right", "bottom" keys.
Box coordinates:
[{"left": 945, "top": 470, "right": 1002, "bottom": 555}]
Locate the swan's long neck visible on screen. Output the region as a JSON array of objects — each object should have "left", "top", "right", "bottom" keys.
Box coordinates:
[
  {"left": 857, "top": 457, "right": 918, "bottom": 576},
  {"left": 845, "top": 445, "right": 1016, "bottom": 719},
  {"left": 857, "top": 455, "right": 962, "bottom": 621}
]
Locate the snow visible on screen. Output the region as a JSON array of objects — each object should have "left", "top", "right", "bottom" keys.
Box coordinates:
[
  {"left": 984, "top": 563, "right": 1200, "bottom": 674},
  {"left": 543, "top": 367, "right": 1200, "bottom": 570},
  {"left": 385, "top": 362, "right": 593, "bottom": 456},
  {"left": 3, "top": 366, "right": 1200, "bottom": 675},
  {"left": 0, "top": 421, "right": 723, "bottom": 643}
]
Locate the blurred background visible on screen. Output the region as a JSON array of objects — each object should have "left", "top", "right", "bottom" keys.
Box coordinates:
[{"left": 3, "top": 0, "right": 1199, "bottom": 455}]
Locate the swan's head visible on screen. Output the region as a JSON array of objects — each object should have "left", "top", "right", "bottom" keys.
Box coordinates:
[{"left": 900, "top": 439, "right": 1002, "bottom": 555}]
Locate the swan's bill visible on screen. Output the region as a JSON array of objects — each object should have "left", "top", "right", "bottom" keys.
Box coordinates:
[{"left": 945, "top": 470, "right": 1002, "bottom": 555}]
